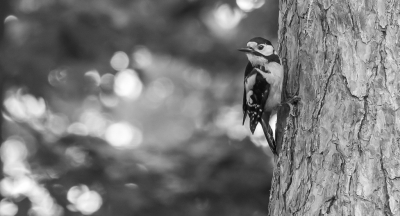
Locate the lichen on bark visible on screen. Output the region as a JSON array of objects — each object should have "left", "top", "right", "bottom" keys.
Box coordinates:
[{"left": 270, "top": 0, "right": 400, "bottom": 215}]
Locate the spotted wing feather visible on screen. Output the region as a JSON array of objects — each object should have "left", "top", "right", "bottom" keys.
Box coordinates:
[
  {"left": 243, "top": 69, "right": 271, "bottom": 134},
  {"left": 242, "top": 62, "right": 254, "bottom": 125}
]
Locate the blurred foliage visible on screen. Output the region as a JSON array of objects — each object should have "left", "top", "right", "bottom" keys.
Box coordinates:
[{"left": 0, "top": 0, "right": 278, "bottom": 215}]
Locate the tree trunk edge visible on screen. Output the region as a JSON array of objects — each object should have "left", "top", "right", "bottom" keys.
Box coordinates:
[{"left": 270, "top": 0, "right": 400, "bottom": 215}]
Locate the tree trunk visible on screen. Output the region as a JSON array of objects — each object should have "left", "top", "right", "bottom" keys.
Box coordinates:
[{"left": 270, "top": 0, "right": 400, "bottom": 215}]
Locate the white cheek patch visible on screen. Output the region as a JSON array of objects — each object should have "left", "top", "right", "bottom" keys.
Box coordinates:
[{"left": 260, "top": 45, "right": 274, "bottom": 56}]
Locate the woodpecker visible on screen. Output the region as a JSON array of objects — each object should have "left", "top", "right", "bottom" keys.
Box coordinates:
[{"left": 239, "top": 37, "right": 283, "bottom": 155}]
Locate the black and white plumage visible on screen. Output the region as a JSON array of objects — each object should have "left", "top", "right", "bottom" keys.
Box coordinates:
[{"left": 239, "top": 37, "right": 283, "bottom": 155}]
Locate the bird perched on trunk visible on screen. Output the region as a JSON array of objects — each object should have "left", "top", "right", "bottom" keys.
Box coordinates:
[{"left": 239, "top": 37, "right": 283, "bottom": 155}]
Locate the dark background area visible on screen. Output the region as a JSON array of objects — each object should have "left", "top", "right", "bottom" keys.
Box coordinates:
[{"left": 0, "top": 0, "right": 279, "bottom": 215}]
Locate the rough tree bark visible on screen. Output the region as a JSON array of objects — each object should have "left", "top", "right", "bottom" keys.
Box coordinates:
[{"left": 270, "top": 0, "right": 400, "bottom": 215}]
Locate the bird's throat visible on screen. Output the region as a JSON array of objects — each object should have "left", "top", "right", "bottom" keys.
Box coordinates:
[{"left": 247, "top": 54, "right": 268, "bottom": 68}]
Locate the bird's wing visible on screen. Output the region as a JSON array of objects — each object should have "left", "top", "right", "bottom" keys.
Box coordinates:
[
  {"left": 242, "top": 62, "right": 254, "bottom": 125},
  {"left": 242, "top": 88, "right": 247, "bottom": 125},
  {"left": 258, "top": 68, "right": 276, "bottom": 155},
  {"left": 248, "top": 72, "right": 271, "bottom": 133},
  {"left": 260, "top": 80, "right": 270, "bottom": 109},
  {"left": 244, "top": 62, "right": 254, "bottom": 77}
]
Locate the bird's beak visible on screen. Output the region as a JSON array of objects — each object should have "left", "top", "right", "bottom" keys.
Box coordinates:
[{"left": 238, "top": 47, "right": 253, "bottom": 53}]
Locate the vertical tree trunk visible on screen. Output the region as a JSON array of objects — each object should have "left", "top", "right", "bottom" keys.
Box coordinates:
[{"left": 270, "top": 0, "right": 400, "bottom": 215}]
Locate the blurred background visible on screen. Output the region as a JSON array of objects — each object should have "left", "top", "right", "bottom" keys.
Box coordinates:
[{"left": 0, "top": 0, "right": 279, "bottom": 215}]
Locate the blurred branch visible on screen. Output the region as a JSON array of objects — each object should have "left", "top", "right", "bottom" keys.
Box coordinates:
[{"left": 2, "top": 111, "right": 46, "bottom": 146}]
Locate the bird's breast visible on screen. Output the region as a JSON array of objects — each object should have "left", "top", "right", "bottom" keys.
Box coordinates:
[{"left": 262, "top": 62, "right": 283, "bottom": 111}]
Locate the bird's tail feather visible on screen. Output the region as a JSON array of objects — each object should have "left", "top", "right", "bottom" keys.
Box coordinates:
[
  {"left": 242, "top": 111, "right": 247, "bottom": 125},
  {"left": 260, "top": 115, "right": 277, "bottom": 155}
]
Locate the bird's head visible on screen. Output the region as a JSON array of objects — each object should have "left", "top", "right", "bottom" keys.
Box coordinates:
[{"left": 238, "top": 37, "right": 276, "bottom": 67}]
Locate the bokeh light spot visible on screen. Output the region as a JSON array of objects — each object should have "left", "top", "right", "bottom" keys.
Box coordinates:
[
  {"left": 79, "top": 110, "right": 108, "bottom": 136},
  {"left": 100, "top": 73, "right": 114, "bottom": 91},
  {"left": 84, "top": 70, "right": 101, "bottom": 86},
  {"left": 67, "top": 185, "right": 102, "bottom": 215},
  {"left": 67, "top": 122, "right": 89, "bottom": 136},
  {"left": 146, "top": 78, "right": 174, "bottom": 104},
  {"left": 83, "top": 96, "right": 102, "bottom": 111},
  {"left": 214, "top": 4, "right": 243, "bottom": 30},
  {"left": 0, "top": 199, "right": 18, "bottom": 216},
  {"left": 21, "top": 94, "right": 46, "bottom": 118},
  {"left": 132, "top": 46, "right": 152, "bottom": 68},
  {"left": 215, "top": 106, "right": 247, "bottom": 140},
  {"left": 105, "top": 122, "right": 142, "bottom": 148},
  {"left": 4, "top": 15, "right": 18, "bottom": 23},
  {"left": 46, "top": 113, "right": 69, "bottom": 135},
  {"left": 3, "top": 90, "right": 46, "bottom": 120},
  {"left": 3, "top": 96, "right": 26, "bottom": 120},
  {"left": 110, "top": 51, "right": 129, "bottom": 71},
  {"left": 125, "top": 183, "right": 138, "bottom": 189},
  {"left": 1, "top": 138, "right": 27, "bottom": 162},
  {"left": 161, "top": 119, "right": 194, "bottom": 143},
  {"left": 76, "top": 190, "right": 102, "bottom": 215},
  {"left": 114, "top": 69, "right": 143, "bottom": 100},
  {"left": 18, "top": 0, "right": 44, "bottom": 12},
  {"left": 184, "top": 69, "right": 211, "bottom": 89},
  {"left": 0, "top": 176, "right": 34, "bottom": 198},
  {"left": 99, "top": 93, "right": 119, "bottom": 107},
  {"left": 236, "top": 0, "right": 265, "bottom": 12},
  {"left": 67, "top": 185, "right": 89, "bottom": 205}
]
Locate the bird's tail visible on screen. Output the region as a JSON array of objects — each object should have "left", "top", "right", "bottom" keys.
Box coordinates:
[
  {"left": 260, "top": 113, "right": 277, "bottom": 155},
  {"left": 249, "top": 108, "right": 262, "bottom": 134},
  {"left": 242, "top": 111, "right": 247, "bottom": 125}
]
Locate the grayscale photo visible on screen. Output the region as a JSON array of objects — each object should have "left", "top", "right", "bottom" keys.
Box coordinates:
[{"left": 0, "top": 0, "right": 399, "bottom": 215}]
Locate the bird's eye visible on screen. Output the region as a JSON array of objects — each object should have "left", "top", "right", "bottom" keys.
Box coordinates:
[{"left": 258, "top": 45, "right": 264, "bottom": 50}]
